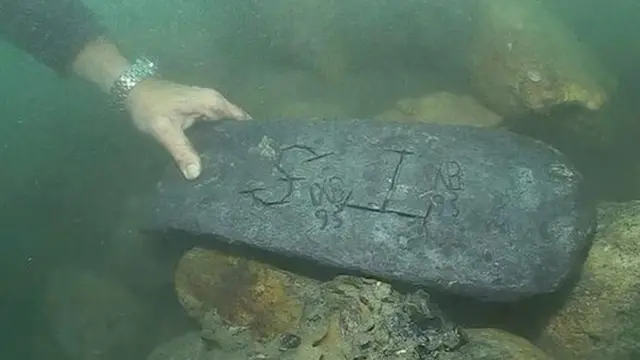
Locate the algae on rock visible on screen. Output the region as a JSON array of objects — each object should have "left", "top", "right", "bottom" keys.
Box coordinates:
[
  {"left": 173, "top": 247, "right": 468, "bottom": 359},
  {"left": 165, "top": 247, "right": 558, "bottom": 359}
]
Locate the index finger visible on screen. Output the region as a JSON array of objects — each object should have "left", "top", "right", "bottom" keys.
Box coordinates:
[{"left": 151, "top": 119, "right": 202, "bottom": 180}]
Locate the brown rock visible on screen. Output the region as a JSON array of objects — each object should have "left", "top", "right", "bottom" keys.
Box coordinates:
[
  {"left": 174, "top": 247, "right": 308, "bottom": 340},
  {"left": 172, "top": 248, "right": 562, "bottom": 360},
  {"left": 454, "top": 328, "right": 553, "bottom": 360},
  {"left": 376, "top": 91, "right": 503, "bottom": 127},
  {"left": 537, "top": 201, "right": 640, "bottom": 359},
  {"left": 469, "top": 0, "right": 615, "bottom": 117},
  {"left": 174, "top": 248, "right": 468, "bottom": 359}
]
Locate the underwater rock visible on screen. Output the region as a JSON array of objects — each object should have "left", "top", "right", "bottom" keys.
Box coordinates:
[
  {"left": 146, "top": 332, "right": 207, "bottom": 360},
  {"left": 285, "top": 275, "right": 467, "bottom": 359},
  {"left": 376, "top": 91, "right": 503, "bottom": 128},
  {"left": 536, "top": 201, "right": 640, "bottom": 360},
  {"left": 172, "top": 248, "right": 466, "bottom": 360},
  {"left": 453, "top": 328, "right": 553, "bottom": 360},
  {"left": 169, "top": 248, "right": 552, "bottom": 360},
  {"left": 149, "top": 118, "right": 595, "bottom": 302},
  {"left": 469, "top": 0, "right": 615, "bottom": 117},
  {"left": 174, "top": 247, "right": 309, "bottom": 341}
]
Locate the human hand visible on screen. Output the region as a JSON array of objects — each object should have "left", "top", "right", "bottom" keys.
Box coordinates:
[{"left": 125, "top": 78, "right": 251, "bottom": 180}]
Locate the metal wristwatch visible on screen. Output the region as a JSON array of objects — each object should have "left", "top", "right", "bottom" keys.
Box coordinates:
[{"left": 109, "top": 57, "right": 158, "bottom": 108}]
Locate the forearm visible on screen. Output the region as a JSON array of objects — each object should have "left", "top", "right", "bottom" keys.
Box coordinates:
[
  {"left": 0, "top": 0, "right": 107, "bottom": 76},
  {"left": 71, "top": 37, "right": 131, "bottom": 94},
  {"left": 0, "top": 0, "right": 135, "bottom": 95}
]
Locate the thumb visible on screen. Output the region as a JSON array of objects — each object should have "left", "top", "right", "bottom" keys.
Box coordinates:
[{"left": 151, "top": 120, "right": 201, "bottom": 180}]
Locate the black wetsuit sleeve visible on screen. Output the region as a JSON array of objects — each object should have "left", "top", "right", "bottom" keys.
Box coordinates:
[{"left": 0, "top": 0, "right": 106, "bottom": 76}]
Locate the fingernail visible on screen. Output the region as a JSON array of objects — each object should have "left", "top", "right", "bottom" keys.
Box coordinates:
[{"left": 183, "top": 164, "right": 201, "bottom": 180}]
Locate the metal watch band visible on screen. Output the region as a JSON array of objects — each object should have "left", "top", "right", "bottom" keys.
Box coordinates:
[{"left": 109, "top": 57, "right": 158, "bottom": 107}]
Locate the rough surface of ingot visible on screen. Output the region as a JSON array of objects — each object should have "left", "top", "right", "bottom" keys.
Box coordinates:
[{"left": 150, "top": 118, "right": 596, "bottom": 302}]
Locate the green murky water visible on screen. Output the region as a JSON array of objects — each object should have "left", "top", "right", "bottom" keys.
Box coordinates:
[{"left": 1, "top": 1, "right": 639, "bottom": 359}]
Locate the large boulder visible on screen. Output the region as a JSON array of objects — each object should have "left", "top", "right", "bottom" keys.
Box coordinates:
[{"left": 469, "top": 0, "right": 615, "bottom": 117}]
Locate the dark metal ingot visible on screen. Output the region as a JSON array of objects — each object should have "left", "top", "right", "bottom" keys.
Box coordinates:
[{"left": 149, "top": 118, "right": 595, "bottom": 302}]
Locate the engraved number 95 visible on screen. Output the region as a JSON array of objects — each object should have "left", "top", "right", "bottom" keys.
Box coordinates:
[{"left": 314, "top": 208, "right": 343, "bottom": 230}]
